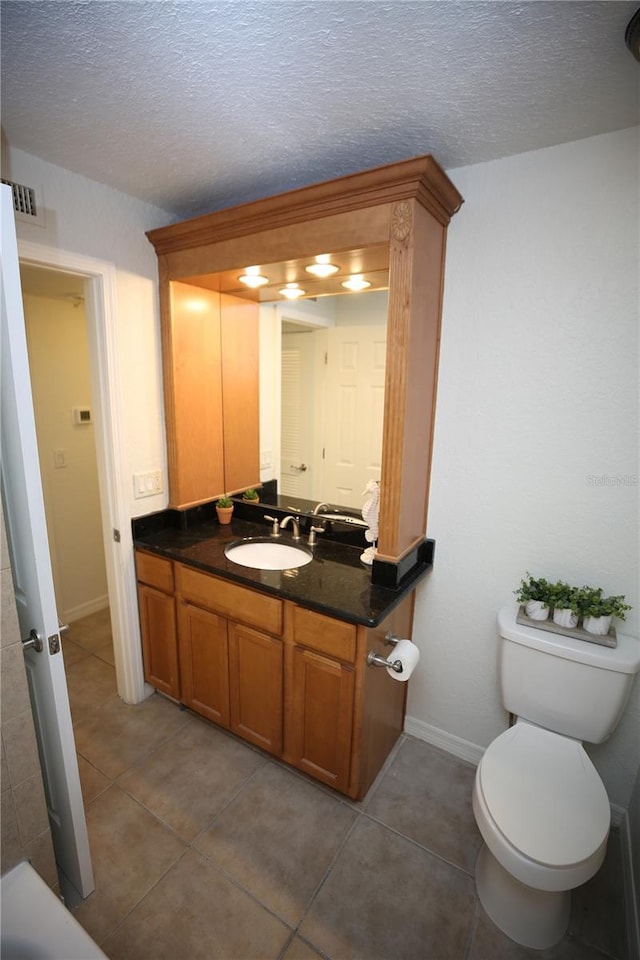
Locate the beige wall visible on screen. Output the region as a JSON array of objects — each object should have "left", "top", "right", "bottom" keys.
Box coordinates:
[
  {"left": 0, "top": 506, "right": 57, "bottom": 886},
  {"left": 23, "top": 292, "right": 108, "bottom": 623}
]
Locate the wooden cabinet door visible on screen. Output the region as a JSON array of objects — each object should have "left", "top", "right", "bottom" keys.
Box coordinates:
[
  {"left": 178, "top": 602, "right": 230, "bottom": 727},
  {"left": 228, "top": 622, "right": 283, "bottom": 755},
  {"left": 165, "top": 282, "right": 225, "bottom": 508},
  {"left": 220, "top": 294, "right": 260, "bottom": 493},
  {"left": 137, "top": 583, "right": 179, "bottom": 699},
  {"left": 163, "top": 285, "right": 259, "bottom": 508},
  {"left": 290, "top": 646, "right": 354, "bottom": 794}
]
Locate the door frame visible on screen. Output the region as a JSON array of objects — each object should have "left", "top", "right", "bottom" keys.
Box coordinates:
[{"left": 17, "top": 240, "right": 146, "bottom": 704}]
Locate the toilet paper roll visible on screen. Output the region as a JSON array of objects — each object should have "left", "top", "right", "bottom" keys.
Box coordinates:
[{"left": 386, "top": 639, "right": 419, "bottom": 681}]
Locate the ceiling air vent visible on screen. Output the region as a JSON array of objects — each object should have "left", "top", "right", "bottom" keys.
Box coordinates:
[{"left": 1, "top": 178, "right": 46, "bottom": 227}]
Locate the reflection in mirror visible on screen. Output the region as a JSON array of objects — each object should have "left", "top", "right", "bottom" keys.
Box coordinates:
[{"left": 259, "top": 290, "right": 387, "bottom": 512}]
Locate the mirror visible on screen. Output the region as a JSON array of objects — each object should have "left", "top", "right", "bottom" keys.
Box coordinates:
[
  {"left": 261, "top": 290, "right": 388, "bottom": 511},
  {"left": 187, "top": 250, "right": 389, "bottom": 513}
]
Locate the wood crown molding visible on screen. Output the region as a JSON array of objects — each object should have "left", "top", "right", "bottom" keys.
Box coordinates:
[{"left": 147, "top": 155, "right": 463, "bottom": 256}]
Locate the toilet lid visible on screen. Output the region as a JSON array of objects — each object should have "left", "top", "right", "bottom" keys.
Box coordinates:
[{"left": 479, "top": 724, "right": 610, "bottom": 867}]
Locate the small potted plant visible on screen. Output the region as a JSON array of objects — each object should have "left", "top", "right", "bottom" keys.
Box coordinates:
[
  {"left": 242, "top": 488, "right": 260, "bottom": 504},
  {"left": 215, "top": 495, "right": 234, "bottom": 525},
  {"left": 549, "top": 580, "right": 579, "bottom": 628},
  {"left": 515, "top": 573, "right": 551, "bottom": 620},
  {"left": 578, "top": 587, "right": 631, "bottom": 636}
]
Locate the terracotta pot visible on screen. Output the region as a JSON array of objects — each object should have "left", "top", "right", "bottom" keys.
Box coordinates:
[
  {"left": 216, "top": 506, "right": 233, "bottom": 525},
  {"left": 243, "top": 496, "right": 259, "bottom": 505}
]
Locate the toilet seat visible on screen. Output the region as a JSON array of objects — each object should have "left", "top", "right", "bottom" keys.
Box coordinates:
[{"left": 478, "top": 723, "right": 610, "bottom": 869}]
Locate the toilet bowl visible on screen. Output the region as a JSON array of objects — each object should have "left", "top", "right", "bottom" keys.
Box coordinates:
[{"left": 473, "top": 720, "right": 610, "bottom": 949}]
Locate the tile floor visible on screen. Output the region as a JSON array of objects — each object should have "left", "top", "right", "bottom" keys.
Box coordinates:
[{"left": 63, "top": 609, "right": 628, "bottom": 960}]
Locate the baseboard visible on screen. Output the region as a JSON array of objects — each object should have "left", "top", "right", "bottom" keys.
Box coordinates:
[
  {"left": 615, "top": 806, "right": 640, "bottom": 960},
  {"left": 404, "top": 715, "right": 484, "bottom": 766},
  {"left": 63, "top": 595, "right": 109, "bottom": 624}
]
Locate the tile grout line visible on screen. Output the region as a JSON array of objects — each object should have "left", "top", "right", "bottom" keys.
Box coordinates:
[
  {"left": 93, "top": 846, "right": 192, "bottom": 949},
  {"left": 361, "top": 808, "right": 479, "bottom": 880},
  {"left": 282, "top": 804, "right": 364, "bottom": 954}
]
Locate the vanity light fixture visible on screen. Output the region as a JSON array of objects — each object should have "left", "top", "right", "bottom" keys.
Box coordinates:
[
  {"left": 305, "top": 254, "right": 339, "bottom": 278},
  {"left": 341, "top": 274, "right": 371, "bottom": 292},
  {"left": 238, "top": 265, "right": 269, "bottom": 288},
  {"left": 279, "top": 282, "right": 306, "bottom": 300}
]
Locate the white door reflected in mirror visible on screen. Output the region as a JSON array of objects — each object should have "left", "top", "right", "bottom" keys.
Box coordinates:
[
  {"left": 280, "top": 328, "right": 316, "bottom": 499},
  {"left": 264, "top": 291, "right": 387, "bottom": 510}
]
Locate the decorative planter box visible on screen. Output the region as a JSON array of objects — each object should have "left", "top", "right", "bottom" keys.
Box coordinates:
[{"left": 516, "top": 606, "right": 617, "bottom": 649}]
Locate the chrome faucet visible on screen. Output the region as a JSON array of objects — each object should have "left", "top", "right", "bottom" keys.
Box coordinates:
[
  {"left": 280, "top": 515, "right": 301, "bottom": 540},
  {"left": 313, "top": 502, "right": 330, "bottom": 515}
]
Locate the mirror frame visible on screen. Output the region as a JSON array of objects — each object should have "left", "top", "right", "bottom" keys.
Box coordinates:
[{"left": 147, "top": 155, "right": 463, "bottom": 579}]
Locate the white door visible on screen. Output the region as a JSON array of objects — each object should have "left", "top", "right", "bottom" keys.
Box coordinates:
[
  {"left": 0, "top": 185, "right": 94, "bottom": 899},
  {"left": 322, "top": 325, "right": 386, "bottom": 509},
  {"left": 280, "top": 331, "right": 316, "bottom": 499}
]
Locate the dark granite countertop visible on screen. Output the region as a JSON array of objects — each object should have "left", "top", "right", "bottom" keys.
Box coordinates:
[{"left": 132, "top": 508, "right": 433, "bottom": 627}]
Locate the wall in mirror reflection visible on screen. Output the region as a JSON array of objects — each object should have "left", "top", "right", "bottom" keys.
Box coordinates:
[{"left": 259, "top": 291, "right": 387, "bottom": 512}]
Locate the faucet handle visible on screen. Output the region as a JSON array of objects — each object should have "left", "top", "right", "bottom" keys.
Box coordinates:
[
  {"left": 308, "top": 525, "right": 325, "bottom": 547},
  {"left": 263, "top": 515, "right": 281, "bottom": 537}
]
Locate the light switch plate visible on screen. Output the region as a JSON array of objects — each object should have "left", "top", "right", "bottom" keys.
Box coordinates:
[{"left": 133, "top": 470, "right": 163, "bottom": 499}]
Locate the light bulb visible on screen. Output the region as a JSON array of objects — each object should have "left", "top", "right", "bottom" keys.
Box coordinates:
[
  {"left": 279, "top": 283, "right": 306, "bottom": 300},
  {"left": 306, "top": 254, "right": 339, "bottom": 278},
  {"left": 341, "top": 274, "right": 371, "bottom": 292},
  {"left": 238, "top": 265, "right": 269, "bottom": 288}
]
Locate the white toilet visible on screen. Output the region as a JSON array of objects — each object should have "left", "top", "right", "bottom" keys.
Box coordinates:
[{"left": 473, "top": 604, "right": 640, "bottom": 950}]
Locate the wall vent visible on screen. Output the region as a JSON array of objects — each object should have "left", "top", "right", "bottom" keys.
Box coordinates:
[{"left": 1, "top": 178, "right": 46, "bottom": 227}]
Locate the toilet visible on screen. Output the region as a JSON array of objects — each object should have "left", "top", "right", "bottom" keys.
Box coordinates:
[{"left": 472, "top": 604, "right": 640, "bottom": 950}]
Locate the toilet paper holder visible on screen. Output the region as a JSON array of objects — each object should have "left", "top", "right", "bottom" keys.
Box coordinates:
[{"left": 367, "top": 632, "right": 404, "bottom": 673}]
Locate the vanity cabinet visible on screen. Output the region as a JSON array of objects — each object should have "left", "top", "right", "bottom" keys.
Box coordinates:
[
  {"left": 135, "top": 548, "right": 415, "bottom": 800},
  {"left": 135, "top": 551, "right": 179, "bottom": 700}
]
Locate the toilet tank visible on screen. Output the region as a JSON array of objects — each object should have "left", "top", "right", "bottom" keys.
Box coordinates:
[{"left": 497, "top": 605, "right": 640, "bottom": 743}]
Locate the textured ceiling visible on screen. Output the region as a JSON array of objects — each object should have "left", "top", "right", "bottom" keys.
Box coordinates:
[{"left": 1, "top": 1, "right": 638, "bottom": 220}]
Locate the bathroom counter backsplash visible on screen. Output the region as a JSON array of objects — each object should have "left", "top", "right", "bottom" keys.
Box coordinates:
[{"left": 132, "top": 508, "right": 433, "bottom": 627}]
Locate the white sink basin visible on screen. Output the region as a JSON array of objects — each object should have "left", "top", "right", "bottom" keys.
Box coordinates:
[{"left": 224, "top": 538, "right": 313, "bottom": 570}]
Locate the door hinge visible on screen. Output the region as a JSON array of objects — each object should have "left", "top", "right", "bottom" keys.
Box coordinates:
[{"left": 113, "top": 528, "right": 121, "bottom": 542}]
